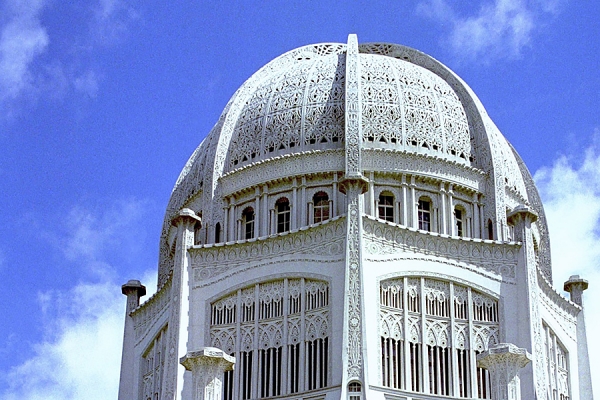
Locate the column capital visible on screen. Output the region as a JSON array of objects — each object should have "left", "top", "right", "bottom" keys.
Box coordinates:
[
  {"left": 171, "top": 208, "right": 202, "bottom": 226},
  {"left": 507, "top": 204, "right": 538, "bottom": 224},
  {"left": 180, "top": 347, "right": 235, "bottom": 372},
  {"left": 180, "top": 347, "right": 236, "bottom": 400},
  {"left": 564, "top": 275, "right": 589, "bottom": 307},
  {"left": 477, "top": 343, "right": 531, "bottom": 400}
]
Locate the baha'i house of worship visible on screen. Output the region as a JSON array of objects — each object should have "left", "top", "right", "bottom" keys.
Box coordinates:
[{"left": 117, "top": 35, "right": 593, "bottom": 400}]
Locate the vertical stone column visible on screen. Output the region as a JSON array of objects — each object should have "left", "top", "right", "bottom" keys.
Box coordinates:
[
  {"left": 118, "top": 280, "right": 146, "bottom": 400},
  {"left": 477, "top": 343, "right": 531, "bottom": 400},
  {"left": 161, "top": 208, "right": 200, "bottom": 400},
  {"left": 180, "top": 348, "right": 235, "bottom": 400},
  {"left": 564, "top": 275, "right": 594, "bottom": 399},
  {"left": 507, "top": 205, "right": 546, "bottom": 399},
  {"left": 340, "top": 33, "right": 369, "bottom": 395}
]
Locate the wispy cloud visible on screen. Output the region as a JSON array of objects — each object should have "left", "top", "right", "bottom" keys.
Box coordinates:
[
  {"left": 535, "top": 136, "right": 600, "bottom": 390},
  {"left": 0, "top": 0, "right": 139, "bottom": 117},
  {"left": 0, "top": 0, "right": 49, "bottom": 103},
  {"left": 417, "top": 0, "right": 560, "bottom": 62},
  {"left": 1, "top": 198, "right": 156, "bottom": 399}
]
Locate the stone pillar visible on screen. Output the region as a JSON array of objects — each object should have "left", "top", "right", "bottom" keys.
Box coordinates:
[
  {"left": 180, "top": 348, "right": 235, "bottom": 400},
  {"left": 477, "top": 343, "right": 531, "bottom": 400},
  {"left": 118, "top": 280, "right": 146, "bottom": 400},
  {"left": 564, "top": 275, "right": 594, "bottom": 398},
  {"left": 563, "top": 275, "right": 588, "bottom": 307},
  {"left": 161, "top": 208, "right": 201, "bottom": 399}
]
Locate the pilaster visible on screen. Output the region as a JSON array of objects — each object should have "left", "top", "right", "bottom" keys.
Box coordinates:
[
  {"left": 162, "top": 208, "right": 201, "bottom": 400},
  {"left": 506, "top": 205, "right": 546, "bottom": 399},
  {"left": 340, "top": 33, "right": 369, "bottom": 395}
]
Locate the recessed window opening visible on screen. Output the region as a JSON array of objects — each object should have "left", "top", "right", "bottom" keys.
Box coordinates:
[
  {"left": 487, "top": 219, "right": 493, "bottom": 240},
  {"left": 313, "top": 192, "right": 330, "bottom": 223},
  {"left": 215, "top": 223, "right": 221, "bottom": 243},
  {"left": 378, "top": 193, "right": 395, "bottom": 222},
  {"left": 348, "top": 382, "right": 362, "bottom": 400},
  {"left": 455, "top": 208, "right": 464, "bottom": 237},
  {"left": 418, "top": 199, "right": 431, "bottom": 231},
  {"left": 242, "top": 207, "right": 255, "bottom": 239},
  {"left": 194, "top": 221, "right": 202, "bottom": 245},
  {"left": 276, "top": 198, "right": 290, "bottom": 233}
]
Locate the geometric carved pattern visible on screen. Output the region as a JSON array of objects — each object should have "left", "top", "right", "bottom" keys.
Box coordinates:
[
  {"left": 360, "top": 55, "right": 471, "bottom": 163},
  {"left": 210, "top": 278, "right": 330, "bottom": 397},
  {"left": 364, "top": 216, "right": 518, "bottom": 281},
  {"left": 379, "top": 276, "right": 500, "bottom": 396}
]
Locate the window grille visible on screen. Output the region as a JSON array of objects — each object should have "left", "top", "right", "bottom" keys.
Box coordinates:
[
  {"left": 379, "top": 278, "right": 499, "bottom": 398},
  {"left": 210, "top": 279, "right": 330, "bottom": 399}
]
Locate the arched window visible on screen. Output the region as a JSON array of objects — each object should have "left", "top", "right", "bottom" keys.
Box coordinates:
[
  {"left": 487, "top": 219, "right": 493, "bottom": 240},
  {"left": 242, "top": 207, "right": 255, "bottom": 239},
  {"left": 276, "top": 198, "right": 291, "bottom": 233},
  {"left": 194, "top": 221, "right": 202, "bottom": 245},
  {"left": 215, "top": 223, "right": 221, "bottom": 243},
  {"left": 454, "top": 207, "right": 464, "bottom": 237},
  {"left": 418, "top": 198, "right": 431, "bottom": 231},
  {"left": 348, "top": 382, "right": 362, "bottom": 400},
  {"left": 211, "top": 279, "right": 330, "bottom": 399},
  {"left": 313, "top": 192, "right": 330, "bottom": 223},
  {"left": 378, "top": 192, "right": 394, "bottom": 222},
  {"left": 379, "top": 278, "right": 498, "bottom": 397}
]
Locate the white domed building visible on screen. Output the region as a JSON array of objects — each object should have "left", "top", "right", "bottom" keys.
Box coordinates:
[{"left": 118, "top": 35, "right": 593, "bottom": 400}]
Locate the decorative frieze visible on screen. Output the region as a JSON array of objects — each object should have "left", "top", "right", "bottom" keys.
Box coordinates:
[
  {"left": 363, "top": 216, "right": 518, "bottom": 281},
  {"left": 191, "top": 217, "right": 346, "bottom": 286}
]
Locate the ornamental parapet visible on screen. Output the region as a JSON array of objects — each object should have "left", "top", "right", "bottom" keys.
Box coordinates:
[
  {"left": 537, "top": 269, "right": 580, "bottom": 341},
  {"left": 131, "top": 275, "right": 172, "bottom": 344},
  {"left": 363, "top": 216, "right": 520, "bottom": 282},
  {"left": 362, "top": 148, "right": 485, "bottom": 192},
  {"left": 190, "top": 215, "right": 346, "bottom": 287},
  {"left": 220, "top": 149, "right": 344, "bottom": 196}
]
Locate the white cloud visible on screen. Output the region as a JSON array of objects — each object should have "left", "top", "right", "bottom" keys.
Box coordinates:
[
  {"left": 1, "top": 199, "right": 157, "bottom": 400},
  {"left": 0, "top": 0, "right": 49, "bottom": 102},
  {"left": 417, "top": 0, "right": 560, "bottom": 61},
  {"left": 535, "top": 143, "right": 600, "bottom": 393}
]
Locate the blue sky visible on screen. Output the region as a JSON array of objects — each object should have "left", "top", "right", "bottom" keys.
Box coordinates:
[{"left": 1, "top": 0, "right": 599, "bottom": 398}]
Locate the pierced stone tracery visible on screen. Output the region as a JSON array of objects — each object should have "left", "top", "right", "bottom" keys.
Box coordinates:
[
  {"left": 379, "top": 277, "right": 499, "bottom": 398},
  {"left": 210, "top": 278, "right": 330, "bottom": 399}
]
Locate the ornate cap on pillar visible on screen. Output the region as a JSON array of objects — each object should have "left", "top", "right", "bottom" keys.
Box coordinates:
[
  {"left": 180, "top": 347, "right": 236, "bottom": 400},
  {"left": 507, "top": 204, "right": 539, "bottom": 224},
  {"left": 477, "top": 343, "right": 531, "bottom": 400},
  {"left": 564, "top": 275, "right": 589, "bottom": 307},
  {"left": 171, "top": 208, "right": 202, "bottom": 227},
  {"left": 121, "top": 279, "right": 146, "bottom": 311}
]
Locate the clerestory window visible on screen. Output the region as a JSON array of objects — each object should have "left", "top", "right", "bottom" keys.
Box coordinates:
[
  {"left": 242, "top": 207, "right": 255, "bottom": 239},
  {"left": 313, "top": 192, "right": 330, "bottom": 223},
  {"left": 378, "top": 193, "right": 395, "bottom": 222},
  {"left": 276, "top": 198, "right": 290, "bottom": 233},
  {"left": 418, "top": 199, "right": 431, "bottom": 231}
]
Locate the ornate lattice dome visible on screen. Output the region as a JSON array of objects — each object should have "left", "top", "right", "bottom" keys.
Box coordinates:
[
  {"left": 224, "top": 44, "right": 472, "bottom": 172},
  {"left": 158, "top": 38, "right": 552, "bottom": 286}
]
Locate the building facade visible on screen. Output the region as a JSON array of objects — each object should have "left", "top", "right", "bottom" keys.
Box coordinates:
[{"left": 118, "top": 35, "right": 593, "bottom": 400}]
